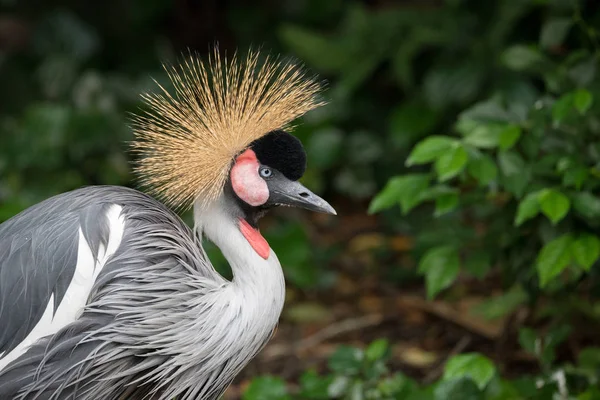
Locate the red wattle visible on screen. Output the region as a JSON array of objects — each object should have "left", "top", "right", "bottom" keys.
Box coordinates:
[{"left": 239, "top": 218, "right": 270, "bottom": 260}]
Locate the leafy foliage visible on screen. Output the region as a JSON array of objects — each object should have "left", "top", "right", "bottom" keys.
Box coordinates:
[
  {"left": 354, "top": 0, "right": 600, "bottom": 397},
  {"left": 366, "top": 0, "right": 600, "bottom": 317},
  {"left": 244, "top": 339, "right": 600, "bottom": 399}
]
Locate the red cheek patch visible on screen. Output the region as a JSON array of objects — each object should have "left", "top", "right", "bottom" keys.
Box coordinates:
[
  {"left": 239, "top": 218, "right": 270, "bottom": 259},
  {"left": 231, "top": 149, "right": 269, "bottom": 206}
]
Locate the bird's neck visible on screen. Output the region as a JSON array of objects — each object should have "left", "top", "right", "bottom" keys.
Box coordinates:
[{"left": 193, "top": 197, "right": 285, "bottom": 301}]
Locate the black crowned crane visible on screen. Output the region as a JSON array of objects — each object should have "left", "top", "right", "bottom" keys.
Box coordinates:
[{"left": 0, "top": 50, "right": 335, "bottom": 399}]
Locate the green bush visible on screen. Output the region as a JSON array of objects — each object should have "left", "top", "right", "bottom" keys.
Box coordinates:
[
  {"left": 243, "top": 339, "right": 600, "bottom": 399},
  {"left": 361, "top": 0, "right": 600, "bottom": 398},
  {"left": 367, "top": 0, "right": 600, "bottom": 322}
]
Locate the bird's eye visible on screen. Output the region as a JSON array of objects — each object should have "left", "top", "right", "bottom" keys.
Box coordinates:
[{"left": 259, "top": 167, "right": 272, "bottom": 178}]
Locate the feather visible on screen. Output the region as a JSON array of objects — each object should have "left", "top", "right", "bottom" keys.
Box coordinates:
[{"left": 130, "top": 48, "right": 324, "bottom": 211}]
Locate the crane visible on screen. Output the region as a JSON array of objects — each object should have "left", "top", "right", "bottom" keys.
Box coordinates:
[{"left": 0, "top": 50, "right": 335, "bottom": 399}]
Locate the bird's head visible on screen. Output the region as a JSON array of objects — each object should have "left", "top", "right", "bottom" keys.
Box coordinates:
[
  {"left": 227, "top": 129, "right": 335, "bottom": 229},
  {"left": 131, "top": 49, "right": 335, "bottom": 256}
]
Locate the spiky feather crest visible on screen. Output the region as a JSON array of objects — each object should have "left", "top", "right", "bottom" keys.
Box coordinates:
[{"left": 130, "top": 49, "right": 324, "bottom": 211}]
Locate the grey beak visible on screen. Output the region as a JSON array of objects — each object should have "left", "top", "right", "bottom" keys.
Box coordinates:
[{"left": 268, "top": 179, "right": 337, "bottom": 215}]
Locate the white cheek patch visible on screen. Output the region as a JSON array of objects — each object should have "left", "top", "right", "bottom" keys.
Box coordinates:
[{"left": 231, "top": 158, "right": 269, "bottom": 206}]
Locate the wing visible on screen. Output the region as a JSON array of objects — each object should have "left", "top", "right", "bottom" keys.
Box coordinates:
[
  {"left": 0, "top": 186, "right": 222, "bottom": 399},
  {"left": 0, "top": 188, "right": 118, "bottom": 369}
]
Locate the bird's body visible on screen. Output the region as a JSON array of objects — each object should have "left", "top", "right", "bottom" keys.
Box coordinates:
[
  {"left": 0, "top": 50, "right": 334, "bottom": 399},
  {"left": 0, "top": 185, "right": 284, "bottom": 399}
]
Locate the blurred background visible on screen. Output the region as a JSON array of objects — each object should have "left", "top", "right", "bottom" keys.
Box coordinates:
[{"left": 2, "top": 0, "right": 600, "bottom": 398}]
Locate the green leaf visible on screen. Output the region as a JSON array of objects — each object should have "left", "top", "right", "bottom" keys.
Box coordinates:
[
  {"left": 574, "top": 88, "right": 593, "bottom": 114},
  {"left": 395, "top": 175, "right": 431, "bottom": 214},
  {"left": 562, "top": 166, "right": 588, "bottom": 189},
  {"left": 327, "top": 376, "right": 351, "bottom": 398},
  {"left": 572, "top": 192, "right": 600, "bottom": 218},
  {"left": 377, "top": 373, "right": 418, "bottom": 397},
  {"left": 486, "top": 378, "right": 522, "bottom": 400},
  {"left": 556, "top": 157, "right": 573, "bottom": 173},
  {"left": 571, "top": 234, "right": 600, "bottom": 271},
  {"left": 514, "top": 192, "right": 540, "bottom": 226},
  {"left": 498, "top": 151, "right": 525, "bottom": 175},
  {"left": 419, "top": 184, "right": 458, "bottom": 201},
  {"left": 503, "top": 167, "right": 531, "bottom": 198},
  {"left": 406, "top": 136, "right": 458, "bottom": 166},
  {"left": 455, "top": 118, "right": 480, "bottom": 136},
  {"left": 540, "top": 18, "right": 572, "bottom": 49},
  {"left": 243, "top": 376, "right": 291, "bottom": 400},
  {"left": 462, "top": 125, "right": 500, "bottom": 148},
  {"left": 368, "top": 181, "right": 401, "bottom": 214},
  {"left": 434, "top": 192, "right": 459, "bottom": 217},
  {"left": 366, "top": 339, "right": 390, "bottom": 362},
  {"left": 368, "top": 174, "right": 430, "bottom": 214},
  {"left": 443, "top": 353, "right": 496, "bottom": 390},
  {"left": 552, "top": 92, "right": 575, "bottom": 123},
  {"left": 502, "top": 45, "right": 545, "bottom": 71},
  {"left": 472, "top": 285, "right": 528, "bottom": 320},
  {"left": 435, "top": 145, "right": 468, "bottom": 182},
  {"left": 518, "top": 328, "right": 538, "bottom": 354},
  {"left": 536, "top": 234, "right": 573, "bottom": 287},
  {"left": 498, "top": 125, "right": 521, "bottom": 150},
  {"left": 418, "top": 245, "right": 460, "bottom": 299},
  {"left": 363, "top": 359, "right": 387, "bottom": 381},
  {"left": 538, "top": 189, "right": 570, "bottom": 225},
  {"left": 299, "top": 370, "right": 332, "bottom": 399},
  {"left": 328, "top": 346, "right": 364, "bottom": 375},
  {"left": 498, "top": 151, "right": 530, "bottom": 197},
  {"left": 348, "top": 380, "right": 364, "bottom": 400},
  {"left": 467, "top": 155, "right": 498, "bottom": 186},
  {"left": 434, "top": 378, "right": 482, "bottom": 400}
]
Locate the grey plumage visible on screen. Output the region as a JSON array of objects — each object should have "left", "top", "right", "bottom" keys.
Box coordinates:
[{"left": 0, "top": 186, "right": 283, "bottom": 399}]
